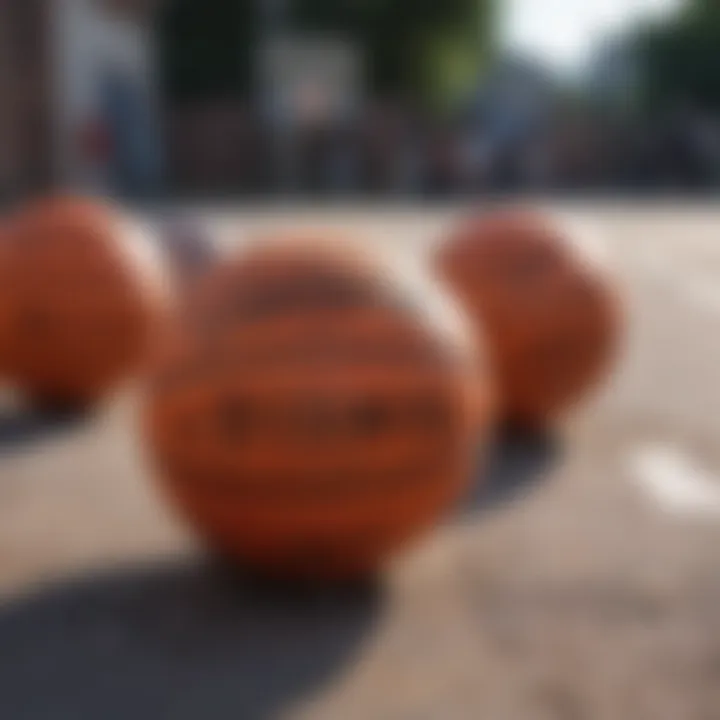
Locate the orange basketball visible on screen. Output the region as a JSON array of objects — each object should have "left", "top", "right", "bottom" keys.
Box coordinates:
[
  {"left": 434, "top": 208, "right": 621, "bottom": 428},
  {"left": 145, "top": 236, "right": 491, "bottom": 580},
  {"left": 0, "top": 226, "right": 12, "bottom": 376},
  {"left": 2, "top": 195, "right": 171, "bottom": 410}
]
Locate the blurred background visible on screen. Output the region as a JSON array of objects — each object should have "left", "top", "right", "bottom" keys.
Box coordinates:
[{"left": 2, "top": 0, "right": 719, "bottom": 202}]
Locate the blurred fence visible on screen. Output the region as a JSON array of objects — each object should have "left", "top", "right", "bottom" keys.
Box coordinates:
[{"left": 160, "top": 103, "right": 720, "bottom": 199}]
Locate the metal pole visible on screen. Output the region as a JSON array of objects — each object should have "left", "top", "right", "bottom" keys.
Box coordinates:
[{"left": 259, "top": 0, "right": 296, "bottom": 195}]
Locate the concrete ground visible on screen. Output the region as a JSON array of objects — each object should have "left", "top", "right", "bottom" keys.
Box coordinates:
[{"left": 1, "top": 204, "right": 720, "bottom": 719}]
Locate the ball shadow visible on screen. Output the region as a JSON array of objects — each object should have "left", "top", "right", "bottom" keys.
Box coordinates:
[
  {"left": 0, "top": 404, "right": 93, "bottom": 453},
  {"left": 460, "top": 422, "right": 563, "bottom": 517},
  {"left": 0, "top": 558, "right": 382, "bottom": 720}
]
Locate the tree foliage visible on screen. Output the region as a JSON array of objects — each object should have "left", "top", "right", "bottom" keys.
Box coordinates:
[
  {"left": 159, "top": 0, "right": 491, "bottom": 107},
  {"left": 634, "top": 0, "right": 720, "bottom": 112}
]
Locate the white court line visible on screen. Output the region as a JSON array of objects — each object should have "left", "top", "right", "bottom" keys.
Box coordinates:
[{"left": 630, "top": 444, "right": 720, "bottom": 518}]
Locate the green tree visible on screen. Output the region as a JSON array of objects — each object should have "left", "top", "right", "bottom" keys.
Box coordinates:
[
  {"left": 634, "top": 0, "right": 720, "bottom": 111},
  {"left": 159, "top": 0, "right": 492, "bottom": 108},
  {"left": 297, "top": 0, "right": 493, "bottom": 108},
  {"left": 158, "top": 0, "right": 255, "bottom": 101}
]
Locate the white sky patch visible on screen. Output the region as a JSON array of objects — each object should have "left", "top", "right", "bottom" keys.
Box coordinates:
[
  {"left": 630, "top": 444, "right": 720, "bottom": 518},
  {"left": 501, "top": 0, "right": 684, "bottom": 72}
]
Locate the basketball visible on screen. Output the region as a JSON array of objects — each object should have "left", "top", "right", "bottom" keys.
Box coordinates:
[
  {"left": 2, "top": 195, "right": 171, "bottom": 410},
  {"left": 0, "top": 226, "right": 12, "bottom": 377},
  {"left": 434, "top": 208, "right": 621, "bottom": 428},
  {"left": 145, "top": 236, "right": 491, "bottom": 580}
]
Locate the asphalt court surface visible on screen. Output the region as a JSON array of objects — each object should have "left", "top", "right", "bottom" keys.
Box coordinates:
[{"left": 1, "top": 204, "right": 720, "bottom": 719}]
